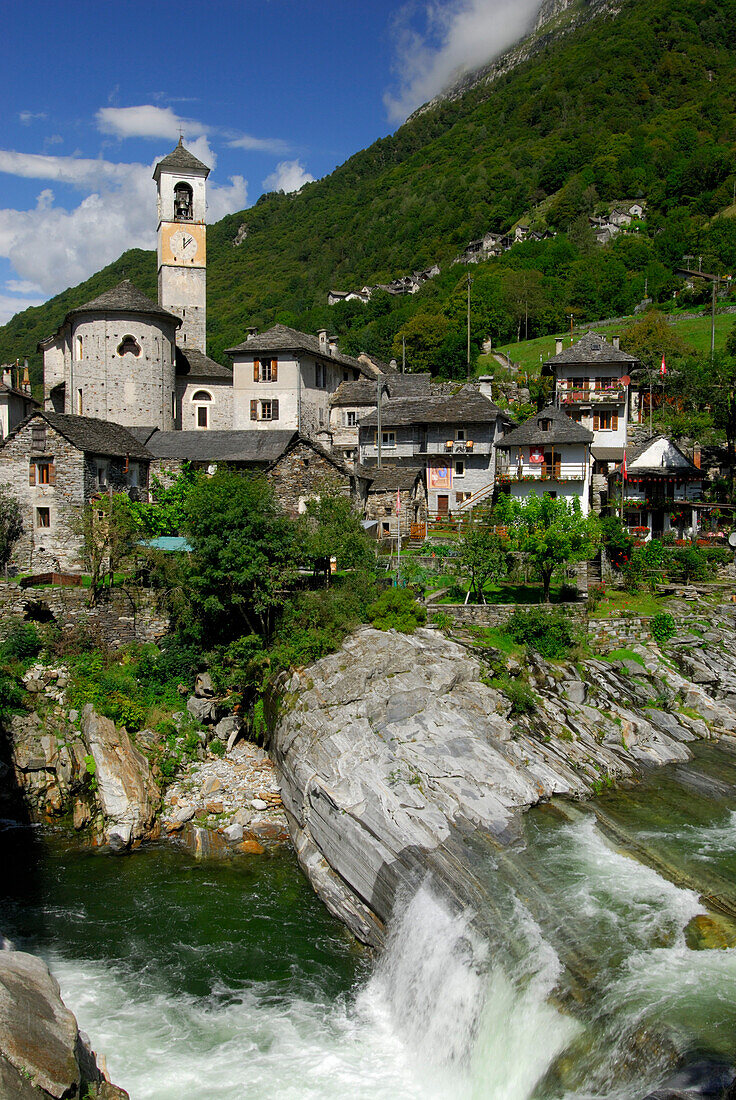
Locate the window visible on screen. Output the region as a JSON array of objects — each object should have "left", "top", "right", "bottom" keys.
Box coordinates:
[
  {"left": 456, "top": 491, "right": 471, "bottom": 504},
  {"left": 594, "top": 411, "right": 618, "bottom": 431},
  {"left": 31, "top": 425, "right": 46, "bottom": 453},
  {"left": 539, "top": 418, "right": 552, "bottom": 431},
  {"left": 174, "top": 181, "right": 193, "bottom": 221},
  {"left": 346, "top": 411, "right": 357, "bottom": 427},
  {"left": 318, "top": 408, "right": 325, "bottom": 426},
  {"left": 315, "top": 363, "right": 325, "bottom": 388},
  {"left": 254, "top": 359, "right": 278, "bottom": 383},
  {"left": 127, "top": 462, "right": 140, "bottom": 488},
  {"left": 455, "top": 460, "right": 465, "bottom": 478},
  {"left": 37, "top": 462, "right": 51, "bottom": 485},
  {"left": 197, "top": 406, "right": 209, "bottom": 429},
  {"left": 76, "top": 388, "right": 83, "bottom": 415},
  {"left": 117, "top": 335, "right": 141, "bottom": 357},
  {"left": 29, "top": 460, "right": 55, "bottom": 486},
  {"left": 76, "top": 335, "right": 83, "bottom": 361},
  {"left": 96, "top": 461, "right": 109, "bottom": 488},
  {"left": 377, "top": 430, "right": 396, "bottom": 448},
  {"left": 456, "top": 429, "right": 465, "bottom": 441},
  {"left": 36, "top": 507, "right": 50, "bottom": 528},
  {"left": 250, "top": 399, "right": 280, "bottom": 421}
]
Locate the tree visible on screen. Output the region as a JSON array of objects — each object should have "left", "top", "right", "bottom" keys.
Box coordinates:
[
  {"left": 77, "top": 493, "right": 139, "bottom": 603},
  {"left": 0, "top": 490, "right": 23, "bottom": 576},
  {"left": 301, "top": 493, "right": 374, "bottom": 585},
  {"left": 128, "top": 462, "right": 202, "bottom": 536},
  {"left": 459, "top": 522, "right": 508, "bottom": 602},
  {"left": 672, "top": 352, "right": 736, "bottom": 492},
  {"left": 184, "top": 470, "right": 299, "bottom": 643},
  {"left": 494, "top": 494, "right": 599, "bottom": 601},
  {"left": 620, "top": 310, "right": 692, "bottom": 373}
]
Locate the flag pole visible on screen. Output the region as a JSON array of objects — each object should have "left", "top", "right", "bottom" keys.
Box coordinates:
[{"left": 396, "top": 485, "right": 401, "bottom": 586}]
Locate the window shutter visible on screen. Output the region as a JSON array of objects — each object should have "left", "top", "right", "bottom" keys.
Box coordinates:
[
  {"left": 272, "top": 399, "right": 279, "bottom": 421},
  {"left": 250, "top": 399, "right": 258, "bottom": 421},
  {"left": 48, "top": 463, "right": 56, "bottom": 486},
  {"left": 612, "top": 412, "right": 618, "bottom": 431},
  {"left": 253, "top": 360, "right": 260, "bottom": 383},
  {"left": 29, "top": 462, "right": 36, "bottom": 486},
  {"left": 271, "top": 359, "right": 278, "bottom": 382},
  {"left": 593, "top": 414, "right": 600, "bottom": 431}
]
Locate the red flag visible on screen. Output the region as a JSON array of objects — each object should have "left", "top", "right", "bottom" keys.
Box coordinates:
[
  {"left": 396, "top": 487, "right": 401, "bottom": 515},
  {"left": 659, "top": 354, "right": 667, "bottom": 378},
  {"left": 622, "top": 452, "right": 627, "bottom": 481}
]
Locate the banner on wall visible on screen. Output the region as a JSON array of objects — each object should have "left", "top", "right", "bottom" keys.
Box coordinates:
[
  {"left": 529, "top": 447, "right": 544, "bottom": 464},
  {"left": 429, "top": 465, "right": 452, "bottom": 489}
]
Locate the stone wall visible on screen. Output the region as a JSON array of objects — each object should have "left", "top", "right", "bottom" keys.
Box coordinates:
[
  {"left": 266, "top": 440, "right": 351, "bottom": 517},
  {"left": 426, "top": 602, "right": 588, "bottom": 627},
  {"left": 0, "top": 583, "right": 169, "bottom": 647}
]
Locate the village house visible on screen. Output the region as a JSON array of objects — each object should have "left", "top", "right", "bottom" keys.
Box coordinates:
[
  {"left": 495, "top": 404, "right": 594, "bottom": 515},
  {"left": 265, "top": 436, "right": 355, "bottom": 518},
  {"left": 0, "top": 411, "right": 151, "bottom": 572},
  {"left": 329, "top": 372, "right": 432, "bottom": 462},
  {"left": 358, "top": 381, "right": 513, "bottom": 519},
  {"left": 174, "top": 347, "right": 234, "bottom": 431},
  {"left": 0, "top": 364, "right": 37, "bottom": 439},
  {"left": 355, "top": 465, "right": 426, "bottom": 539},
  {"left": 608, "top": 436, "right": 703, "bottom": 540}
]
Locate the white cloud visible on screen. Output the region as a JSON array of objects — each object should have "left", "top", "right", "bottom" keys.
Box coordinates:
[
  {"left": 19, "top": 111, "right": 47, "bottom": 125},
  {"left": 0, "top": 146, "right": 246, "bottom": 298},
  {"left": 262, "top": 159, "right": 315, "bottom": 194},
  {"left": 384, "top": 0, "right": 541, "bottom": 123},
  {"left": 5, "top": 279, "right": 43, "bottom": 295},
  {"left": 228, "top": 134, "right": 291, "bottom": 155},
  {"left": 96, "top": 105, "right": 207, "bottom": 142}
]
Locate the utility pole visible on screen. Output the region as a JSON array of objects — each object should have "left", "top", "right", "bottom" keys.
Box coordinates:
[
  {"left": 711, "top": 277, "right": 717, "bottom": 361},
  {"left": 376, "top": 377, "right": 382, "bottom": 470},
  {"left": 402, "top": 335, "right": 406, "bottom": 374},
  {"left": 466, "top": 274, "right": 473, "bottom": 382}
]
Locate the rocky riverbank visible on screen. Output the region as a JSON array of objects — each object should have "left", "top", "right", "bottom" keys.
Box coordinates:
[
  {"left": 271, "top": 614, "right": 736, "bottom": 948},
  {"left": 0, "top": 938, "right": 128, "bottom": 1099}
]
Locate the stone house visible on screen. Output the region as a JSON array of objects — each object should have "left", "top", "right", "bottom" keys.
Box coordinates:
[
  {"left": 329, "top": 373, "right": 431, "bottom": 463},
  {"left": 0, "top": 365, "right": 37, "bottom": 439},
  {"left": 265, "top": 436, "right": 355, "bottom": 517},
  {"left": 174, "top": 347, "right": 233, "bottom": 431},
  {"left": 495, "top": 404, "right": 594, "bottom": 515},
  {"left": 358, "top": 383, "right": 513, "bottom": 518},
  {"left": 40, "top": 280, "right": 181, "bottom": 432},
  {"left": 226, "top": 325, "right": 373, "bottom": 438},
  {"left": 132, "top": 427, "right": 297, "bottom": 487},
  {"left": 0, "top": 411, "right": 151, "bottom": 572},
  {"left": 356, "top": 465, "right": 426, "bottom": 539},
  {"left": 608, "top": 436, "right": 703, "bottom": 539}
]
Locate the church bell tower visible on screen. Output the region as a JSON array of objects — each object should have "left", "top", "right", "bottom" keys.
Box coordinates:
[{"left": 153, "top": 138, "right": 210, "bottom": 353}]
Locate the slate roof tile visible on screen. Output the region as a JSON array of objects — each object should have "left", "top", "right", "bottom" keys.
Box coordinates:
[{"left": 496, "top": 404, "right": 593, "bottom": 447}]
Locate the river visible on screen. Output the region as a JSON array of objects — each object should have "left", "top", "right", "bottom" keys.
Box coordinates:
[{"left": 2, "top": 741, "right": 736, "bottom": 1099}]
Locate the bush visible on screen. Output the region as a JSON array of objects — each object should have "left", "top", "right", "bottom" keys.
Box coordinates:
[
  {"left": 367, "top": 588, "right": 427, "bottom": 633},
  {"left": 208, "top": 737, "right": 225, "bottom": 757},
  {"left": 503, "top": 607, "right": 577, "bottom": 659},
  {"left": 0, "top": 623, "right": 41, "bottom": 663},
  {"left": 650, "top": 612, "right": 676, "bottom": 644},
  {"left": 492, "top": 674, "right": 537, "bottom": 715},
  {"left": 671, "top": 546, "right": 708, "bottom": 584}
]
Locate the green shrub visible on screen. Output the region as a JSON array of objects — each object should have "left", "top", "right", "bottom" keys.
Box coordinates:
[
  {"left": 504, "top": 607, "right": 577, "bottom": 659},
  {"left": 493, "top": 674, "right": 537, "bottom": 715},
  {"left": 0, "top": 623, "right": 41, "bottom": 663},
  {"left": 367, "top": 588, "right": 427, "bottom": 633},
  {"left": 650, "top": 612, "right": 676, "bottom": 644},
  {"left": 208, "top": 737, "right": 225, "bottom": 757}
]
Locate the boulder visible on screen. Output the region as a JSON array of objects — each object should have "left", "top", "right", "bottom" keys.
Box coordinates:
[
  {"left": 186, "top": 696, "right": 218, "bottom": 724},
  {"left": 81, "top": 705, "right": 160, "bottom": 851},
  {"left": 194, "top": 672, "right": 214, "bottom": 698},
  {"left": 223, "top": 822, "right": 244, "bottom": 843},
  {"left": 214, "top": 716, "right": 244, "bottom": 752},
  {"left": 201, "top": 775, "right": 221, "bottom": 797}
]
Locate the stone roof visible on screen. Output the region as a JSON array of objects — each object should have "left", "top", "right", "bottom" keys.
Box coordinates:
[
  {"left": 33, "top": 412, "right": 153, "bottom": 459},
  {"left": 612, "top": 435, "right": 701, "bottom": 477},
  {"left": 357, "top": 464, "right": 424, "bottom": 491},
  {"left": 175, "top": 347, "right": 232, "bottom": 380},
  {"left": 267, "top": 435, "right": 354, "bottom": 478},
  {"left": 330, "top": 373, "right": 431, "bottom": 408},
  {"left": 64, "top": 280, "right": 181, "bottom": 327},
  {"left": 142, "top": 429, "right": 296, "bottom": 463},
  {"left": 359, "top": 386, "right": 505, "bottom": 428},
  {"left": 153, "top": 138, "right": 210, "bottom": 180},
  {"left": 544, "top": 330, "right": 638, "bottom": 368},
  {"left": 225, "top": 325, "right": 372, "bottom": 377},
  {"left": 496, "top": 404, "right": 593, "bottom": 448}
]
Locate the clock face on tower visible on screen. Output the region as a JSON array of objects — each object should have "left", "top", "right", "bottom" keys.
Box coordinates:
[
  {"left": 161, "top": 222, "right": 205, "bottom": 266},
  {"left": 170, "top": 228, "right": 198, "bottom": 260}
]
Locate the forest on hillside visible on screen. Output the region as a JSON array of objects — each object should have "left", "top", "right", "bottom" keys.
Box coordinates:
[{"left": 1, "top": 0, "right": 735, "bottom": 384}]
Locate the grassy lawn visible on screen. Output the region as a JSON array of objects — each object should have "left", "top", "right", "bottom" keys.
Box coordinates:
[
  {"left": 431, "top": 580, "right": 570, "bottom": 604},
  {"left": 589, "top": 588, "right": 665, "bottom": 619},
  {"left": 484, "top": 311, "right": 733, "bottom": 376}
]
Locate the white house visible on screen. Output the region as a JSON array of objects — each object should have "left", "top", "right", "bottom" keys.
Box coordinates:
[
  {"left": 609, "top": 436, "right": 703, "bottom": 540},
  {"left": 495, "top": 404, "right": 594, "bottom": 515}
]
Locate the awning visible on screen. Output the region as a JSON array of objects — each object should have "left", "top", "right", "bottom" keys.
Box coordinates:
[
  {"left": 140, "top": 536, "right": 193, "bottom": 552},
  {"left": 591, "top": 445, "right": 625, "bottom": 461}
]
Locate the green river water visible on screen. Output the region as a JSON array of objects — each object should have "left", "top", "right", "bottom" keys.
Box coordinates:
[{"left": 2, "top": 740, "right": 736, "bottom": 1099}]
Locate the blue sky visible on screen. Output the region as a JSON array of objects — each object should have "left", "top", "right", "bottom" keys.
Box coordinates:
[{"left": 0, "top": 0, "right": 541, "bottom": 323}]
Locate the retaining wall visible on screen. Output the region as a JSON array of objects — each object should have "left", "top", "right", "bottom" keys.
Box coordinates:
[{"left": 0, "top": 583, "right": 169, "bottom": 648}]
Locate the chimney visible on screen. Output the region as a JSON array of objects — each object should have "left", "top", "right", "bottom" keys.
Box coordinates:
[
  {"left": 478, "top": 375, "right": 494, "bottom": 401},
  {"left": 612, "top": 335, "right": 620, "bottom": 350},
  {"left": 555, "top": 338, "right": 563, "bottom": 355},
  {"left": 246, "top": 326, "right": 258, "bottom": 340},
  {"left": 318, "top": 329, "right": 328, "bottom": 351},
  {"left": 22, "top": 359, "right": 30, "bottom": 393},
  {"left": 693, "top": 444, "right": 701, "bottom": 469},
  {"left": 328, "top": 335, "right": 339, "bottom": 356}
]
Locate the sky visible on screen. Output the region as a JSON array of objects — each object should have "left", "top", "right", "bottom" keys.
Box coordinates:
[{"left": 0, "top": 0, "right": 542, "bottom": 326}]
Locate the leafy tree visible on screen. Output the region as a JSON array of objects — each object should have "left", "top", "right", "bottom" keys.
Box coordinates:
[
  {"left": 77, "top": 493, "right": 139, "bottom": 603},
  {"left": 129, "top": 463, "right": 202, "bottom": 536},
  {"left": 599, "top": 515, "right": 634, "bottom": 570},
  {"left": 0, "top": 489, "right": 23, "bottom": 575},
  {"left": 392, "top": 312, "right": 449, "bottom": 373},
  {"left": 184, "top": 470, "right": 299, "bottom": 643},
  {"left": 459, "top": 522, "right": 508, "bottom": 601},
  {"left": 620, "top": 310, "right": 693, "bottom": 372},
  {"left": 367, "top": 588, "right": 426, "bottom": 633},
  {"left": 672, "top": 352, "right": 736, "bottom": 490},
  {"left": 301, "top": 493, "right": 374, "bottom": 585},
  {"left": 494, "top": 494, "right": 599, "bottom": 601}
]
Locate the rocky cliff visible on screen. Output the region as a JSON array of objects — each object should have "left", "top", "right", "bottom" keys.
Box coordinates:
[
  {"left": 0, "top": 941, "right": 128, "bottom": 1099},
  {"left": 272, "top": 622, "right": 736, "bottom": 947}
]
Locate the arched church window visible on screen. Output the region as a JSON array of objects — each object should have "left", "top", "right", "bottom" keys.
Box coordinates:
[
  {"left": 192, "top": 390, "right": 212, "bottom": 402},
  {"left": 174, "top": 182, "right": 193, "bottom": 221},
  {"left": 117, "top": 335, "right": 141, "bottom": 357}
]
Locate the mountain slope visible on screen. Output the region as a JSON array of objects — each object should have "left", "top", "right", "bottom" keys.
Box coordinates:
[{"left": 2, "top": 0, "right": 735, "bottom": 385}]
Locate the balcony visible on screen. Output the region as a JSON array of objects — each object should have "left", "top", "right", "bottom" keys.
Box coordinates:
[
  {"left": 559, "top": 384, "right": 626, "bottom": 405},
  {"left": 497, "top": 464, "right": 587, "bottom": 483}
]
